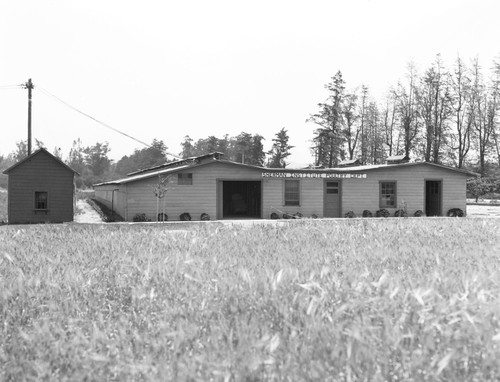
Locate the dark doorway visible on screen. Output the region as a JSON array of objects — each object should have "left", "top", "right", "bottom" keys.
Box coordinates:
[
  {"left": 425, "top": 180, "right": 442, "bottom": 216},
  {"left": 222, "top": 181, "right": 261, "bottom": 219}
]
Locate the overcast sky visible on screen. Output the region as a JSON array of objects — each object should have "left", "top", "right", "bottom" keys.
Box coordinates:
[{"left": 1, "top": 0, "right": 499, "bottom": 166}]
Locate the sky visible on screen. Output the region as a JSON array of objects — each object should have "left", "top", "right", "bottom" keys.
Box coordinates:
[{"left": 1, "top": 0, "right": 499, "bottom": 167}]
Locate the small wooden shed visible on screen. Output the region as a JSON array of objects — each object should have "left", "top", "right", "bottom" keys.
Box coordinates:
[{"left": 2, "top": 148, "right": 79, "bottom": 224}]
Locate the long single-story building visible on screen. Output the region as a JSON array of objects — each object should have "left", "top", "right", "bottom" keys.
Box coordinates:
[{"left": 94, "top": 152, "right": 477, "bottom": 221}]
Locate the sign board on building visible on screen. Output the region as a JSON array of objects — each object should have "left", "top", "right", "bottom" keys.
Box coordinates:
[{"left": 261, "top": 172, "right": 367, "bottom": 179}]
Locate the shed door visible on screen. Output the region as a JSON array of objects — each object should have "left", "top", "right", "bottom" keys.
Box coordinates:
[
  {"left": 324, "top": 180, "right": 341, "bottom": 217},
  {"left": 425, "top": 180, "right": 442, "bottom": 216}
]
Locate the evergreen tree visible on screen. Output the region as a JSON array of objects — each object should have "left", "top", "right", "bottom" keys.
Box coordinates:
[
  {"left": 83, "top": 142, "right": 111, "bottom": 177},
  {"left": 249, "top": 134, "right": 265, "bottom": 166},
  {"left": 308, "top": 71, "right": 346, "bottom": 167},
  {"left": 233, "top": 132, "right": 253, "bottom": 163},
  {"left": 12, "top": 139, "right": 45, "bottom": 162},
  {"left": 180, "top": 135, "right": 195, "bottom": 158},
  {"left": 267, "top": 127, "right": 294, "bottom": 168},
  {"left": 115, "top": 139, "right": 168, "bottom": 175}
]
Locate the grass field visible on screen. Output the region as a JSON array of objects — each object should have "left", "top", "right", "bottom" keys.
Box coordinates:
[
  {"left": 1, "top": 219, "right": 500, "bottom": 381},
  {"left": 0, "top": 190, "right": 7, "bottom": 223}
]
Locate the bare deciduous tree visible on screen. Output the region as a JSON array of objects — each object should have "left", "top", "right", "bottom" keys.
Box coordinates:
[
  {"left": 381, "top": 90, "right": 400, "bottom": 158},
  {"left": 342, "top": 91, "right": 361, "bottom": 160},
  {"left": 472, "top": 58, "right": 498, "bottom": 175},
  {"left": 395, "top": 64, "right": 420, "bottom": 159},
  {"left": 450, "top": 56, "right": 475, "bottom": 168}
]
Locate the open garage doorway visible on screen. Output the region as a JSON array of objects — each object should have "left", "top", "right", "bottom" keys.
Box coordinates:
[{"left": 221, "top": 181, "right": 262, "bottom": 219}]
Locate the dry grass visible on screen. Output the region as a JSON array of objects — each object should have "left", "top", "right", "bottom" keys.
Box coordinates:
[
  {"left": 1, "top": 219, "right": 500, "bottom": 381},
  {"left": 0, "top": 190, "right": 7, "bottom": 223}
]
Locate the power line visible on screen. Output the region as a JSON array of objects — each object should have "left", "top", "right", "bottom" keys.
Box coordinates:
[
  {"left": 37, "top": 85, "right": 152, "bottom": 148},
  {"left": 0, "top": 84, "right": 24, "bottom": 89},
  {"left": 36, "top": 85, "right": 182, "bottom": 160}
]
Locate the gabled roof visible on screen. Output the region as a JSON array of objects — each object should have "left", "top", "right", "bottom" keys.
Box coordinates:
[
  {"left": 127, "top": 152, "right": 225, "bottom": 176},
  {"left": 94, "top": 163, "right": 195, "bottom": 186},
  {"left": 331, "top": 161, "right": 479, "bottom": 177},
  {"left": 2, "top": 148, "right": 80, "bottom": 175},
  {"left": 94, "top": 155, "right": 478, "bottom": 187}
]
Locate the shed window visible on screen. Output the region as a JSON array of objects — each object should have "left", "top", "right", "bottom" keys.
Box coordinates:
[
  {"left": 178, "top": 173, "right": 193, "bottom": 185},
  {"left": 34, "top": 191, "right": 48, "bottom": 210},
  {"left": 380, "top": 182, "right": 396, "bottom": 208},
  {"left": 284, "top": 180, "right": 300, "bottom": 206}
]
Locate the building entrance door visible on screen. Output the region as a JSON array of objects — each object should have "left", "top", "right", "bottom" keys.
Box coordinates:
[
  {"left": 425, "top": 180, "right": 442, "bottom": 216},
  {"left": 324, "top": 180, "right": 341, "bottom": 217}
]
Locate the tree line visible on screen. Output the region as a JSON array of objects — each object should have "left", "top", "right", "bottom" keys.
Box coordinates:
[
  {"left": 0, "top": 128, "right": 294, "bottom": 189},
  {"left": 1, "top": 54, "right": 499, "bottom": 194},
  {"left": 309, "top": 55, "right": 500, "bottom": 177}
]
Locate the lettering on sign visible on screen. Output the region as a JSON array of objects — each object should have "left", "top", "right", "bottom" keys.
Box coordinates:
[{"left": 261, "top": 172, "right": 367, "bottom": 179}]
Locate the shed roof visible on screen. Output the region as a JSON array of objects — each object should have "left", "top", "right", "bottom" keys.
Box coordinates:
[
  {"left": 333, "top": 161, "right": 478, "bottom": 177},
  {"left": 94, "top": 163, "right": 195, "bottom": 186},
  {"left": 2, "top": 148, "right": 80, "bottom": 175},
  {"left": 126, "top": 152, "right": 225, "bottom": 176}
]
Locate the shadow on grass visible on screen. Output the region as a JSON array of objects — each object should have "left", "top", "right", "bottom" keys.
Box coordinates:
[{"left": 87, "top": 198, "right": 124, "bottom": 223}]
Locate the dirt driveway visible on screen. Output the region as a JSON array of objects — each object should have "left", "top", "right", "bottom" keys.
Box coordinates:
[{"left": 74, "top": 200, "right": 104, "bottom": 223}]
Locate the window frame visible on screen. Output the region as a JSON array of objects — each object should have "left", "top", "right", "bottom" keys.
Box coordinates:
[
  {"left": 177, "top": 173, "right": 193, "bottom": 185},
  {"left": 379, "top": 181, "right": 397, "bottom": 208},
  {"left": 284, "top": 179, "right": 300, "bottom": 206},
  {"left": 34, "top": 191, "right": 49, "bottom": 211}
]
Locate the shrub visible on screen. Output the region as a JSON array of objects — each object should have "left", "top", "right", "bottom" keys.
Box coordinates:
[
  {"left": 200, "top": 213, "right": 210, "bottom": 221},
  {"left": 180, "top": 212, "right": 192, "bottom": 221},
  {"left": 414, "top": 210, "right": 424, "bottom": 217},
  {"left": 282, "top": 213, "right": 294, "bottom": 219},
  {"left": 293, "top": 212, "right": 303, "bottom": 219},
  {"left": 133, "top": 213, "right": 149, "bottom": 222},
  {"left": 394, "top": 209, "right": 408, "bottom": 217},
  {"left": 447, "top": 208, "right": 465, "bottom": 217},
  {"left": 376, "top": 209, "right": 390, "bottom": 218},
  {"left": 270, "top": 212, "right": 280, "bottom": 219},
  {"left": 467, "top": 177, "right": 493, "bottom": 202},
  {"left": 310, "top": 214, "right": 319, "bottom": 219},
  {"left": 157, "top": 212, "right": 168, "bottom": 221},
  {"left": 362, "top": 210, "right": 373, "bottom": 217},
  {"left": 344, "top": 211, "right": 356, "bottom": 218}
]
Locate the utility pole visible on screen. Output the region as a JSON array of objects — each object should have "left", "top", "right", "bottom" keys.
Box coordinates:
[{"left": 24, "top": 79, "right": 34, "bottom": 155}]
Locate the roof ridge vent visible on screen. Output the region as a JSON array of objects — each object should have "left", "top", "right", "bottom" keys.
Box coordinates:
[
  {"left": 338, "top": 158, "right": 361, "bottom": 168},
  {"left": 386, "top": 155, "right": 410, "bottom": 165}
]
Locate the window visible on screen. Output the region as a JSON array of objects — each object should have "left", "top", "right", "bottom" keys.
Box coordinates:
[
  {"left": 380, "top": 182, "right": 396, "bottom": 208},
  {"left": 34, "top": 191, "right": 48, "bottom": 210},
  {"left": 326, "top": 181, "right": 339, "bottom": 194},
  {"left": 178, "top": 173, "right": 193, "bottom": 185},
  {"left": 284, "top": 179, "right": 300, "bottom": 206}
]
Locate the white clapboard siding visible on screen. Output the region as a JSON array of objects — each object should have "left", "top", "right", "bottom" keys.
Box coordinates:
[
  {"left": 342, "top": 165, "right": 467, "bottom": 216},
  {"left": 123, "top": 162, "right": 264, "bottom": 221},
  {"left": 94, "top": 160, "right": 472, "bottom": 221}
]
